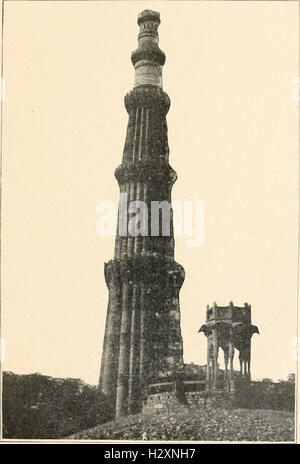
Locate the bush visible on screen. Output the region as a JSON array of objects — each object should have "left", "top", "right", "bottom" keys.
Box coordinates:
[{"left": 2, "top": 372, "right": 113, "bottom": 439}]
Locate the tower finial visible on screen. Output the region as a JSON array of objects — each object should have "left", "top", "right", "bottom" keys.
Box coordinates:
[{"left": 131, "top": 10, "right": 165, "bottom": 88}]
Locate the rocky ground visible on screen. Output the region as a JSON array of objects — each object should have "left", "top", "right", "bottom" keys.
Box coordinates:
[{"left": 69, "top": 404, "right": 295, "bottom": 442}]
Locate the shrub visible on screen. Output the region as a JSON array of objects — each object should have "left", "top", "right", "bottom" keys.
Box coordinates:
[{"left": 2, "top": 372, "right": 113, "bottom": 439}]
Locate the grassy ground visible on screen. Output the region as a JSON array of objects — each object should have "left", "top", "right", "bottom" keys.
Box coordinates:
[{"left": 69, "top": 404, "right": 295, "bottom": 442}]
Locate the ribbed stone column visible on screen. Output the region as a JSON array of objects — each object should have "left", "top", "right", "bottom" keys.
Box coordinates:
[
  {"left": 115, "top": 281, "right": 132, "bottom": 417},
  {"left": 133, "top": 181, "right": 143, "bottom": 254},
  {"left": 139, "top": 284, "right": 148, "bottom": 407},
  {"left": 128, "top": 284, "right": 141, "bottom": 414},
  {"left": 101, "top": 262, "right": 122, "bottom": 404},
  {"left": 98, "top": 303, "right": 111, "bottom": 390},
  {"left": 127, "top": 182, "right": 136, "bottom": 258}
]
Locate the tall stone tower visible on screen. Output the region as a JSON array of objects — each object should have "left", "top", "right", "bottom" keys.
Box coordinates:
[{"left": 99, "top": 10, "right": 185, "bottom": 418}]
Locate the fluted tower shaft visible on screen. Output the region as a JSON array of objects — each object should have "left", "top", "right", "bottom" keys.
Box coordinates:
[{"left": 99, "top": 10, "right": 185, "bottom": 418}]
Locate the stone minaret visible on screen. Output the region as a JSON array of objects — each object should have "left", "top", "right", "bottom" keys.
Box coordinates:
[{"left": 99, "top": 10, "right": 185, "bottom": 418}]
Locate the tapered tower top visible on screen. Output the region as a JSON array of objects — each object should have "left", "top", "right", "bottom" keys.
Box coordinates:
[
  {"left": 131, "top": 10, "right": 165, "bottom": 88},
  {"left": 137, "top": 9, "right": 160, "bottom": 25}
]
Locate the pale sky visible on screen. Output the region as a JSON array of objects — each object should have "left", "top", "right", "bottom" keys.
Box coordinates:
[{"left": 2, "top": 1, "right": 298, "bottom": 384}]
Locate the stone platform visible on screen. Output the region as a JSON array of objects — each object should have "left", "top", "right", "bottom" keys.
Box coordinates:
[
  {"left": 142, "top": 390, "right": 236, "bottom": 414},
  {"left": 141, "top": 377, "right": 295, "bottom": 414},
  {"left": 142, "top": 379, "right": 236, "bottom": 414}
]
